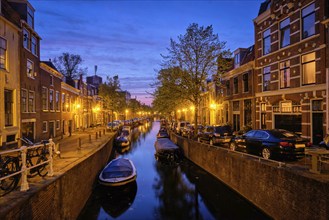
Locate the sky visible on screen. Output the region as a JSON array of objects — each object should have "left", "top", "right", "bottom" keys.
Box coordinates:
[{"left": 30, "top": 0, "right": 264, "bottom": 106}]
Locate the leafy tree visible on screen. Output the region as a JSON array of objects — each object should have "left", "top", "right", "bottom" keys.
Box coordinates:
[
  {"left": 53, "top": 52, "right": 87, "bottom": 85},
  {"left": 158, "top": 23, "right": 231, "bottom": 131},
  {"left": 99, "top": 75, "right": 125, "bottom": 120}
]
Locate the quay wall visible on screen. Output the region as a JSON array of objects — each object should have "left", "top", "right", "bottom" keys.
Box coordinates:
[
  {"left": 1, "top": 136, "right": 114, "bottom": 220},
  {"left": 172, "top": 134, "right": 329, "bottom": 220}
]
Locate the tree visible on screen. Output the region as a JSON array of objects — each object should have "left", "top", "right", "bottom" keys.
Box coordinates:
[
  {"left": 53, "top": 52, "right": 87, "bottom": 85},
  {"left": 98, "top": 75, "right": 125, "bottom": 121},
  {"left": 158, "top": 23, "right": 231, "bottom": 131}
]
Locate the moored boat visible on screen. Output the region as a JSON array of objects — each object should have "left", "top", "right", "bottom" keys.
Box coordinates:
[
  {"left": 154, "top": 138, "right": 183, "bottom": 162},
  {"left": 99, "top": 158, "right": 137, "bottom": 186}
]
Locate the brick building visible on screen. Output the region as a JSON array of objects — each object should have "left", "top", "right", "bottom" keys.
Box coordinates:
[
  {"left": 253, "top": 0, "right": 328, "bottom": 144},
  {"left": 7, "top": 0, "right": 42, "bottom": 142},
  {"left": 221, "top": 46, "right": 255, "bottom": 132},
  {"left": 0, "top": 0, "right": 21, "bottom": 148},
  {"left": 39, "top": 61, "right": 63, "bottom": 140}
]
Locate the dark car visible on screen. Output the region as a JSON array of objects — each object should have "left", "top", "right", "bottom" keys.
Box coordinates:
[
  {"left": 229, "top": 129, "right": 311, "bottom": 160},
  {"left": 198, "top": 125, "right": 233, "bottom": 146}
]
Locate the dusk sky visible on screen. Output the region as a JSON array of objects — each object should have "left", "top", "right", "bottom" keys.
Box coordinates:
[{"left": 30, "top": 0, "right": 264, "bottom": 106}]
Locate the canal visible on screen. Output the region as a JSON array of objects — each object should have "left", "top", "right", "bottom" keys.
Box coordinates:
[{"left": 78, "top": 121, "right": 271, "bottom": 220}]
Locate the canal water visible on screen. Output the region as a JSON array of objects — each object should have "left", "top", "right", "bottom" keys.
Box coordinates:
[{"left": 78, "top": 121, "right": 271, "bottom": 220}]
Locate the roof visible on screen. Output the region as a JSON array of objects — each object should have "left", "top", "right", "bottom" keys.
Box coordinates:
[
  {"left": 240, "top": 45, "right": 255, "bottom": 65},
  {"left": 41, "top": 61, "right": 59, "bottom": 72},
  {"left": 258, "top": 0, "right": 271, "bottom": 16}
]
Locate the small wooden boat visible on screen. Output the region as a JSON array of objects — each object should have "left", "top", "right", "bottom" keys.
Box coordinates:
[
  {"left": 99, "top": 158, "right": 137, "bottom": 186},
  {"left": 115, "top": 135, "right": 130, "bottom": 147}
]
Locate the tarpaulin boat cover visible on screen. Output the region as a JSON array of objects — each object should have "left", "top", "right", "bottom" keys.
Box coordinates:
[
  {"left": 154, "top": 138, "right": 179, "bottom": 152},
  {"left": 102, "top": 158, "right": 133, "bottom": 179}
]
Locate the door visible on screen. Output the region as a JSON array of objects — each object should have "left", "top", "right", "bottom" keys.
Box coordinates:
[
  {"left": 312, "top": 113, "right": 323, "bottom": 145},
  {"left": 49, "top": 121, "right": 55, "bottom": 139}
]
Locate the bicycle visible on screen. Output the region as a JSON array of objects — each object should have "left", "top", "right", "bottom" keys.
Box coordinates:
[
  {"left": 0, "top": 139, "right": 49, "bottom": 196},
  {"left": 0, "top": 154, "right": 20, "bottom": 196}
]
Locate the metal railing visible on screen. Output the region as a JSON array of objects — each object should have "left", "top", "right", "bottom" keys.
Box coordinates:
[{"left": 0, "top": 139, "right": 55, "bottom": 193}]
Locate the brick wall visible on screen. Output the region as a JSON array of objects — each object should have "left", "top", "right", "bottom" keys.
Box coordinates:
[{"left": 171, "top": 134, "right": 329, "bottom": 219}]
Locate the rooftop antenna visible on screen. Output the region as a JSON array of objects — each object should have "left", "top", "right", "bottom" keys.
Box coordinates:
[{"left": 94, "top": 65, "right": 97, "bottom": 76}]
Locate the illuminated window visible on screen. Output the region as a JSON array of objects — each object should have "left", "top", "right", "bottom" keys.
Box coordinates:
[
  {"left": 263, "top": 66, "right": 271, "bottom": 91},
  {"left": 42, "top": 121, "right": 48, "bottom": 133},
  {"left": 280, "top": 61, "right": 290, "bottom": 88},
  {"left": 0, "top": 37, "right": 7, "bottom": 69},
  {"left": 302, "top": 52, "right": 316, "bottom": 85},
  {"left": 27, "top": 60, "right": 34, "bottom": 78},
  {"left": 263, "top": 29, "right": 271, "bottom": 55},
  {"left": 302, "top": 3, "right": 315, "bottom": 39},
  {"left": 280, "top": 18, "right": 290, "bottom": 48}
]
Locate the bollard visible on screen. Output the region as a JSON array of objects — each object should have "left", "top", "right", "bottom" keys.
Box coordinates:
[
  {"left": 99, "top": 131, "right": 102, "bottom": 137},
  {"left": 77, "top": 138, "right": 81, "bottom": 151},
  {"left": 103, "top": 129, "right": 105, "bottom": 135},
  {"left": 20, "top": 146, "right": 29, "bottom": 191},
  {"left": 96, "top": 132, "right": 98, "bottom": 139},
  {"left": 48, "top": 142, "right": 54, "bottom": 177},
  {"left": 89, "top": 134, "right": 91, "bottom": 143}
]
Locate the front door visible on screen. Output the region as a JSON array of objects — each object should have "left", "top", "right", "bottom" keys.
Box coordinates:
[
  {"left": 312, "top": 113, "right": 323, "bottom": 145},
  {"left": 49, "top": 121, "right": 55, "bottom": 139}
]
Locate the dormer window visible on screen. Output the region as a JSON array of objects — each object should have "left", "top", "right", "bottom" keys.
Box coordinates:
[
  {"left": 234, "top": 53, "right": 240, "bottom": 68},
  {"left": 27, "top": 5, "right": 34, "bottom": 28}
]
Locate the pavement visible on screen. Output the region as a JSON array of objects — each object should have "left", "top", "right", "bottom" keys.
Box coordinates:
[{"left": 0, "top": 126, "right": 116, "bottom": 210}]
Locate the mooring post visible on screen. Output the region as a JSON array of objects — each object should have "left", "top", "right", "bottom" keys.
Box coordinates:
[
  {"left": 89, "top": 134, "right": 92, "bottom": 143},
  {"left": 96, "top": 132, "right": 98, "bottom": 139},
  {"left": 77, "top": 138, "right": 81, "bottom": 151}
]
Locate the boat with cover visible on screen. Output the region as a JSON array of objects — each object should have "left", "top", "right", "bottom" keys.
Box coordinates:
[
  {"left": 99, "top": 158, "right": 137, "bottom": 186},
  {"left": 154, "top": 138, "right": 183, "bottom": 162}
]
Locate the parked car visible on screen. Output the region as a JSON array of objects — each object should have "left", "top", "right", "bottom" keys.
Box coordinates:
[
  {"left": 198, "top": 125, "right": 233, "bottom": 146},
  {"left": 229, "top": 129, "right": 312, "bottom": 160},
  {"left": 176, "top": 121, "right": 190, "bottom": 135},
  {"left": 107, "top": 122, "right": 119, "bottom": 131}
]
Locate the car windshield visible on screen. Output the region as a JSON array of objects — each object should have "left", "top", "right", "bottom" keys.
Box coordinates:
[{"left": 269, "top": 130, "right": 298, "bottom": 138}]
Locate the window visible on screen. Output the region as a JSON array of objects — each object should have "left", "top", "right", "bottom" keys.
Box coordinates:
[
  {"left": 233, "top": 77, "right": 238, "bottom": 94},
  {"left": 243, "top": 73, "right": 249, "bottom": 92},
  {"left": 226, "top": 81, "right": 231, "bottom": 96},
  {"left": 21, "top": 89, "right": 28, "bottom": 113},
  {"left": 31, "top": 36, "right": 37, "bottom": 56},
  {"left": 234, "top": 53, "right": 240, "bottom": 68},
  {"left": 50, "top": 75, "right": 54, "bottom": 85},
  {"left": 56, "top": 91, "right": 60, "bottom": 111},
  {"left": 27, "top": 6, "right": 34, "bottom": 28},
  {"left": 263, "top": 29, "right": 271, "bottom": 55},
  {"left": 62, "top": 93, "right": 65, "bottom": 112},
  {"left": 302, "top": 52, "right": 315, "bottom": 85},
  {"left": 4, "top": 90, "right": 13, "bottom": 127},
  {"left": 27, "top": 60, "right": 34, "bottom": 78},
  {"left": 28, "top": 91, "right": 35, "bottom": 112},
  {"left": 66, "top": 95, "right": 70, "bottom": 112},
  {"left": 56, "top": 120, "right": 60, "bottom": 130},
  {"left": 244, "top": 99, "right": 252, "bottom": 126},
  {"left": 0, "top": 37, "right": 7, "bottom": 69},
  {"left": 49, "top": 89, "right": 54, "bottom": 110},
  {"left": 302, "top": 3, "right": 315, "bottom": 39},
  {"left": 23, "top": 28, "right": 30, "bottom": 49},
  {"left": 42, "top": 87, "right": 48, "bottom": 110},
  {"left": 263, "top": 66, "right": 271, "bottom": 91},
  {"left": 42, "top": 121, "right": 48, "bottom": 133},
  {"left": 280, "top": 61, "right": 290, "bottom": 88},
  {"left": 280, "top": 18, "right": 290, "bottom": 48},
  {"left": 261, "top": 103, "right": 266, "bottom": 129},
  {"left": 233, "top": 101, "right": 239, "bottom": 111}
]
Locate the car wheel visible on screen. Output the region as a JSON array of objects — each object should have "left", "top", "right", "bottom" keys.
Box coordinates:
[
  {"left": 262, "top": 147, "right": 271, "bottom": 159},
  {"left": 210, "top": 139, "right": 213, "bottom": 145},
  {"left": 230, "top": 142, "right": 236, "bottom": 151}
]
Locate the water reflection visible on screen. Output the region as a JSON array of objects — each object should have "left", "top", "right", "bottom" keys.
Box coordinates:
[{"left": 79, "top": 121, "right": 271, "bottom": 220}]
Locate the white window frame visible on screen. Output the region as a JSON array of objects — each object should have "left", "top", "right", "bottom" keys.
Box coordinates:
[
  {"left": 0, "top": 37, "right": 7, "bottom": 69},
  {"left": 23, "top": 28, "right": 30, "bottom": 50},
  {"left": 42, "top": 121, "right": 48, "bottom": 133},
  {"left": 42, "top": 87, "right": 48, "bottom": 111}
]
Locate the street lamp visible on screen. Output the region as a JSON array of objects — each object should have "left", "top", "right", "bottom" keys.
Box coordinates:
[
  {"left": 125, "top": 109, "right": 128, "bottom": 121},
  {"left": 210, "top": 103, "right": 217, "bottom": 125}
]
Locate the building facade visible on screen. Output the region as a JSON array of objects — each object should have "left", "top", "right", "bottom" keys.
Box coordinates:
[
  {"left": 253, "top": 0, "right": 328, "bottom": 144},
  {"left": 39, "top": 61, "right": 63, "bottom": 140},
  {"left": 221, "top": 46, "right": 255, "bottom": 132},
  {"left": 0, "top": 0, "right": 21, "bottom": 148}
]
